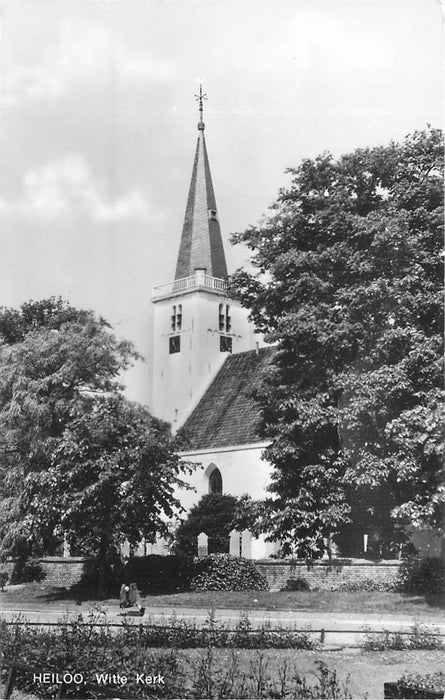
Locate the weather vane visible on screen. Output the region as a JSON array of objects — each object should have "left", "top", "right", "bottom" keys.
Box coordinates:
[{"left": 195, "top": 84, "right": 207, "bottom": 130}]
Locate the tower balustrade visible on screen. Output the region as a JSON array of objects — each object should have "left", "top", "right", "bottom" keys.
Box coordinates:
[{"left": 152, "top": 272, "right": 227, "bottom": 299}]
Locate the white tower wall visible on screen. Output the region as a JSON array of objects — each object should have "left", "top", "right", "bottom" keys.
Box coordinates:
[{"left": 152, "top": 279, "right": 262, "bottom": 427}]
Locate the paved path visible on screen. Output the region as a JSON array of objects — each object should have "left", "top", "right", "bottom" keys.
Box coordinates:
[{"left": 2, "top": 605, "right": 444, "bottom": 648}]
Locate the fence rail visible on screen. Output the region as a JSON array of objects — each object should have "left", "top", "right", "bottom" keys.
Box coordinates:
[{"left": 2, "top": 619, "right": 444, "bottom": 637}]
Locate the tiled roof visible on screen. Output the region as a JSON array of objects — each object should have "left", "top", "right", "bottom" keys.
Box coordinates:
[
  {"left": 175, "top": 130, "right": 228, "bottom": 280},
  {"left": 180, "top": 346, "right": 276, "bottom": 450}
]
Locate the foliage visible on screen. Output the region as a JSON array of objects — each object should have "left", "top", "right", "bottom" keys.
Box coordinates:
[
  {"left": 229, "top": 612, "right": 316, "bottom": 650},
  {"left": 121, "top": 609, "right": 316, "bottom": 650},
  {"left": 1, "top": 614, "right": 351, "bottom": 699},
  {"left": 68, "top": 558, "right": 124, "bottom": 597},
  {"left": 230, "top": 494, "right": 266, "bottom": 538},
  {"left": 397, "top": 672, "right": 445, "bottom": 693},
  {"left": 395, "top": 557, "right": 445, "bottom": 596},
  {"left": 0, "top": 297, "right": 191, "bottom": 560},
  {"left": 0, "top": 610, "right": 186, "bottom": 699},
  {"left": 173, "top": 494, "right": 238, "bottom": 557},
  {"left": 9, "top": 558, "right": 46, "bottom": 584},
  {"left": 229, "top": 127, "right": 444, "bottom": 556},
  {"left": 337, "top": 578, "right": 394, "bottom": 593},
  {"left": 123, "top": 554, "right": 194, "bottom": 594},
  {"left": 0, "top": 570, "right": 8, "bottom": 590},
  {"left": 363, "top": 621, "right": 442, "bottom": 651},
  {"left": 283, "top": 577, "right": 310, "bottom": 591},
  {"left": 190, "top": 553, "right": 269, "bottom": 591}
]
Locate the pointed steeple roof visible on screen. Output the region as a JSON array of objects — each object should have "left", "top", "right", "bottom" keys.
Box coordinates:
[{"left": 175, "top": 87, "right": 228, "bottom": 281}]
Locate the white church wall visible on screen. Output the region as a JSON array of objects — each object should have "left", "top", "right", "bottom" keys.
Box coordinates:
[{"left": 176, "top": 442, "right": 280, "bottom": 559}]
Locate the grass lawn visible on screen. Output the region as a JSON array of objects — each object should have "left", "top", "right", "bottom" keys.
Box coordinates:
[{"left": 1, "top": 584, "right": 443, "bottom": 617}]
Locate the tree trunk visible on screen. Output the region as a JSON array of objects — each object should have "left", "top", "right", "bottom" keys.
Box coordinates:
[{"left": 97, "top": 535, "right": 110, "bottom": 598}]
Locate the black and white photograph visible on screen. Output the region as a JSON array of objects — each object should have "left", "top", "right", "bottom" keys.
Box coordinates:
[{"left": 0, "top": 1, "right": 443, "bottom": 698}]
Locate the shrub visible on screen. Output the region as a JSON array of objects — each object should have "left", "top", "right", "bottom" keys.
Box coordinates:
[
  {"left": 122, "top": 610, "right": 317, "bottom": 650},
  {"left": 191, "top": 554, "right": 269, "bottom": 591},
  {"left": 396, "top": 557, "right": 445, "bottom": 596},
  {"left": 9, "top": 558, "right": 46, "bottom": 584},
  {"left": 397, "top": 672, "right": 445, "bottom": 694},
  {"left": 0, "top": 616, "right": 347, "bottom": 699},
  {"left": 0, "top": 613, "right": 187, "bottom": 699},
  {"left": 0, "top": 570, "right": 9, "bottom": 590},
  {"left": 230, "top": 613, "right": 316, "bottom": 650},
  {"left": 338, "top": 578, "right": 394, "bottom": 593},
  {"left": 68, "top": 558, "right": 123, "bottom": 597},
  {"left": 123, "top": 554, "right": 193, "bottom": 594},
  {"left": 363, "top": 622, "right": 443, "bottom": 651},
  {"left": 283, "top": 577, "right": 310, "bottom": 591}
]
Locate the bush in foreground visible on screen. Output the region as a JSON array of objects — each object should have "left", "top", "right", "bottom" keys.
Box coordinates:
[
  {"left": 363, "top": 622, "right": 443, "bottom": 651},
  {"left": 385, "top": 672, "right": 445, "bottom": 699},
  {"left": 0, "top": 614, "right": 347, "bottom": 698},
  {"left": 191, "top": 554, "right": 269, "bottom": 591},
  {"left": 122, "top": 610, "right": 316, "bottom": 650}
]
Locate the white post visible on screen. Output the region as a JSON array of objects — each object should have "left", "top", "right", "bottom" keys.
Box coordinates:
[
  {"left": 62, "top": 535, "right": 70, "bottom": 558},
  {"left": 229, "top": 529, "right": 240, "bottom": 557},
  {"left": 363, "top": 534, "right": 368, "bottom": 554},
  {"left": 197, "top": 532, "right": 208, "bottom": 557},
  {"left": 241, "top": 530, "right": 252, "bottom": 559}
]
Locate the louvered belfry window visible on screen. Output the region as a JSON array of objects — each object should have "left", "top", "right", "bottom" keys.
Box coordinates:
[
  {"left": 171, "top": 305, "right": 182, "bottom": 331},
  {"left": 219, "top": 304, "right": 231, "bottom": 332}
]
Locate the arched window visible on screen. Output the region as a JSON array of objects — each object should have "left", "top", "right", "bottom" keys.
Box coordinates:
[{"left": 209, "top": 467, "right": 223, "bottom": 495}]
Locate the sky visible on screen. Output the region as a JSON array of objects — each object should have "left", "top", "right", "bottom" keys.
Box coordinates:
[{"left": 0, "top": 0, "right": 443, "bottom": 407}]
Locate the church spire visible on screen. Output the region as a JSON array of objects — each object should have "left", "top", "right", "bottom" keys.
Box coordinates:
[{"left": 174, "top": 87, "right": 228, "bottom": 280}]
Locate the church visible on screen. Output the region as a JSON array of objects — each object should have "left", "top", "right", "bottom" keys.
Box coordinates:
[
  {"left": 150, "top": 89, "right": 279, "bottom": 559},
  {"left": 148, "top": 91, "right": 441, "bottom": 562}
]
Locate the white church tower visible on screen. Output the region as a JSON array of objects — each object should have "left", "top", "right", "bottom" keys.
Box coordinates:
[{"left": 151, "top": 87, "right": 258, "bottom": 427}]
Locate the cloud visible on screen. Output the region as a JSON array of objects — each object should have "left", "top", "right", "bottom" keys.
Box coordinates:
[
  {"left": 0, "top": 156, "right": 149, "bottom": 223},
  {"left": 291, "top": 8, "right": 394, "bottom": 71},
  {"left": 7, "top": 20, "right": 174, "bottom": 103}
]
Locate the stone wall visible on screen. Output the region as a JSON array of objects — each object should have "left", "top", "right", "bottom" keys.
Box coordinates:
[
  {"left": 255, "top": 559, "right": 401, "bottom": 592},
  {"left": 2, "top": 556, "right": 404, "bottom": 592},
  {"left": 3, "top": 557, "right": 94, "bottom": 588}
]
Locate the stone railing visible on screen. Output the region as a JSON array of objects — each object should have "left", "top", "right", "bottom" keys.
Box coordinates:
[{"left": 152, "top": 271, "right": 227, "bottom": 298}]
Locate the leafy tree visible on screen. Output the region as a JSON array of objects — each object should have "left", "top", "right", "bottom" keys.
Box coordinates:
[
  {"left": 230, "top": 127, "right": 443, "bottom": 557},
  {"left": 0, "top": 298, "right": 190, "bottom": 561},
  {"left": 173, "top": 494, "right": 238, "bottom": 557}
]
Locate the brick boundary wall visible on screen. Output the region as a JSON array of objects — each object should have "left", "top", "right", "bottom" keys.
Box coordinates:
[
  {"left": 3, "top": 556, "right": 402, "bottom": 592},
  {"left": 3, "top": 557, "right": 96, "bottom": 588},
  {"left": 255, "top": 559, "right": 402, "bottom": 592}
]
